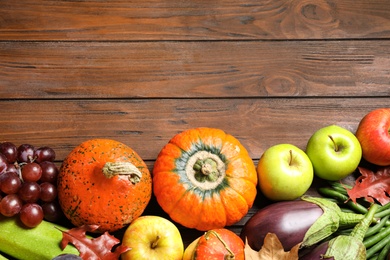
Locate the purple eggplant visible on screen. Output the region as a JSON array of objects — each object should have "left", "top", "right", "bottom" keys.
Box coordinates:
[
  {"left": 240, "top": 200, "right": 323, "bottom": 251},
  {"left": 240, "top": 196, "right": 366, "bottom": 252},
  {"left": 299, "top": 241, "right": 332, "bottom": 260},
  {"left": 300, "top": 203, "right": 379, "bottom": 260}
]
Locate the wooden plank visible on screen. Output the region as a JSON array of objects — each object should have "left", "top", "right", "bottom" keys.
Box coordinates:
[
  {"left": 1, "top": 0, "right": 389, "bottom": 41},
  {"left": 0, "top": 98, "right": 387, "bottom": 161},
  {"left": 1, "top": 41, "right": 389, "bottom": 99}
]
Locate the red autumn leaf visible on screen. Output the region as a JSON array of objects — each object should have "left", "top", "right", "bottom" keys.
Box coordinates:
[
  {"left": 58, "top": 225, "right": 130, "bottom": 260},
  {"left": 347, "top": 167, "right": 390, "bottom": 206}
]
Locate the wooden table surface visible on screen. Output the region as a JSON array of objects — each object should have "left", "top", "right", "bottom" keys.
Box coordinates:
[{"left": 1, "top": 0, "right": 390, "bottom": 252}]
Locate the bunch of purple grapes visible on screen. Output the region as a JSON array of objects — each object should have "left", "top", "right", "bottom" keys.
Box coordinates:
[{"left": 0, "top": 142, "right": 63, "bottom": 228}]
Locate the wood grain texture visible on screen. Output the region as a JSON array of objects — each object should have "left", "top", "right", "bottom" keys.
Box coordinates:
[
  {"left": 1, "top": 41, "right": 389, "bottom": 99},
  {"left": 0, "top": 98, "right": 388, "bottom": 161},
  {"left": 1, "top": 0, "right": 390, "bottom": 252},
  {"left": 0, "top": 0, "right": 389, "bottom": 41}
]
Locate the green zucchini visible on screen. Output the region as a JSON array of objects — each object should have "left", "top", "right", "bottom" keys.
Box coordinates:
[{"left": 0, "top": 215, "right": 79, "bottom": 260}]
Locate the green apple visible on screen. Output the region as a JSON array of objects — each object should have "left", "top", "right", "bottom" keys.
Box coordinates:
[
  {"left": 121, "top": 215, "right": 184, "bottom": 260},
  {"left": 257, "top": 144, "right": 313, "bottom": 201},
  {"left": 306, "top": 125, "right": 362, "bottom": 181}
]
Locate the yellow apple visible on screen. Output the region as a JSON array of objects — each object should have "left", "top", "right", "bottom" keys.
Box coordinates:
[
  {"left": 121, "top": 215, "right": 184, "bottom": 260},
  {"left": 183, "top": 237, "right": 200, "bottom": 260}
]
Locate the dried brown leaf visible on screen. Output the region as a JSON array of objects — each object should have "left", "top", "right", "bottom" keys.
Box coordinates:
[
  {"left": 244, "top": 237, "right": 261, "bottom": 260},
  {"left": 244, "top": 233, "right": 300, "bottom": 260}
]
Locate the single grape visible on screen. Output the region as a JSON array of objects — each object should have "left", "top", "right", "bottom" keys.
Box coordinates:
[
  {"left": 39, "top": 182, "right": 57, "bottom": 202},
  {"left": 35, "top": 146, "right": 56, "bottom": 163},
  {"left": 18, "top": 182, "right": 41, "bottom": 203},
  {"left": 0, "top": 194, "right": 23, "bottom": 217},
  {"left": 17, "top": 144, "right": 36, "bottom": 163},
  {"left": 0, "top": 153, "right": 8, "bottom": 174},
  {"left": 19, "top": 203, "right": 44, "bottom": 228},
  {"left": 0, "top": 142, "right": 18, "bottom": 163},
  {"left": 39, "top": 161, "right": 59, "bottom": 183},
  {"left": 21, "top": 162, "right": 42, "bottom": 182},
  {"left": 5, "top": 163, "right": 19, "bottom": 175},
  {"left": 41, "top": 201, "right": 65, "bottom": 222},
  {"left": 0, "top": 171, "right": 22, "bottom": 194}
]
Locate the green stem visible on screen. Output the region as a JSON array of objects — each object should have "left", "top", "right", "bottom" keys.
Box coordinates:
[
  {"left": 366, "top": 232, "right": 390, "bottom": 259},
  {"left": 318, "top": 187, "right": 348, "bottom": 201},
  {"left": 350, "top": 204, "right": 379, "bottom": 241},
  {"left": 377, "top": 201, "right": 390, "bottom": 213},
  {"left": 323, "top": 204, "right": 378, "bottom": 260},
  {"left": 365, "top": 215, "right": 390, "bottom": 238},
  {"left": 346, "top": 201, "right": 369, "bottom": 215},
  {"left": 329, "top": 181, "right": 353, "bottom": 190},
  {"left": 377, "top": 240, "right": 390, "bottom": 260},
  {"left": 375, "top": 208, "right": 390, "bottom": 219},
  {"left": 318, "top": 187, "right": 368, "bottom": 214},
  {"left": 364, "top": 224, "right": 390, "bottom": 248},
  {"left": 329, "top": 182, "right": 349, "bottom": 196},
  {"left": 300, "top": 196, "right": 364, "bottom": 248},
  {"left": 338, "top": 211, "right": 365, "bottom": 226}
]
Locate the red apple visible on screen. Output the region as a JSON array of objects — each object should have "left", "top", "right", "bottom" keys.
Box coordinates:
[{"left": 356, "top": 108, "right": 390, "bottom": 166}]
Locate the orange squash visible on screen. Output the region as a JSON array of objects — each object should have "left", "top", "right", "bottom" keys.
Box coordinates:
[
  {"left": 183, "top": 228, "right": 245, "bottom": 260},
  {"left": 57, "top": 139, "right": 152, "bottom": 232},
  {"left": 153, "top": 127, "right": 257, "bottom": 231}
]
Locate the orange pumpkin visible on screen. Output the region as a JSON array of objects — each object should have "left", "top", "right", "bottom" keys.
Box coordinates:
[
  {"left": 183, "top": 228, "right": 245, "bottom": 260},
  {"left": 57, "top": 139, "right": 152, "bottom": 232},
  {"left": 153, "top": 127, "right": 257, "bottom": 231}
]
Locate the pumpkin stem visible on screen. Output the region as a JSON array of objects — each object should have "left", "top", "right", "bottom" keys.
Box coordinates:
[
  {"left": 205, "top": 230, "right": 235, "bottom": 260},
  {"left": 102, "top": 162, "right": 142, "bottom": 184},
  {"left": 186, "top": 151, "right": 226, "bottom": 190},
  {"left": 193, "top": 157, "right": 222, "bottom": 183}
]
